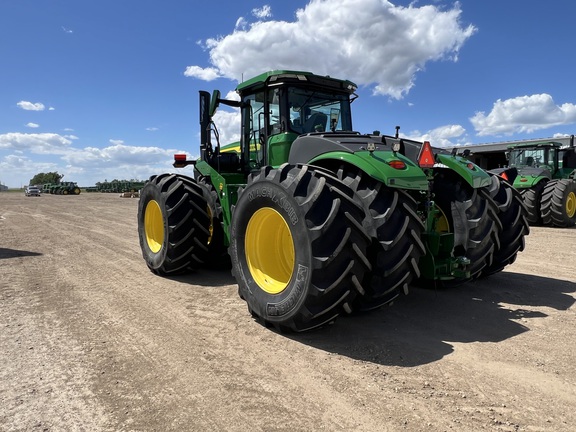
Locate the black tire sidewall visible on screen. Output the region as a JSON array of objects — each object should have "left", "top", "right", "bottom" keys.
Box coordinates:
[
  {"left": 137, "top": 181, "right": 168, "bottom": 270},
  {"left": 230, "top": 180, "right": 313, "bottom": 322}
]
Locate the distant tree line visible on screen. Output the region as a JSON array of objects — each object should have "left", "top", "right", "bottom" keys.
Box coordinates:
[{"left": 29, "top": 172, "right": 64, "bottom": 185}]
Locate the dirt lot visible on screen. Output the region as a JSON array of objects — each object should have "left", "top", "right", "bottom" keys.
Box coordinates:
[{"left": 1, "top": 192, "right": 575, "bottom": 432}]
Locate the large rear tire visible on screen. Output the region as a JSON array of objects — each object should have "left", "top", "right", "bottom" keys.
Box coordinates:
[
  {"left": 335, "top": 165, "right": 425, "bottom": 311},
  {"left": 432, "top": 170, "right": 498, "bottom": 285},
  {"left": 137, "top": 173, "right": 210, "bottom": 275},
  {"left": 541, "top": 179, "right": 576, "bottom": 227},
  {"left": 229, "top": 164, "right": 370, "bottom": 331},
  {"left": 519, "top": 182, "right": 545, "bottom": 225},
  {"left": 482, "top": 175, "right": 529, "bottom": 276}
]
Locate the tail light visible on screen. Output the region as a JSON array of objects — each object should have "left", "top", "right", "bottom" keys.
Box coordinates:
[{"left": 388, "top": 160, "right": 406, "bottom": 170}]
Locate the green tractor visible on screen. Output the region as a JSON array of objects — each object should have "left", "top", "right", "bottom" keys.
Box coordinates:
[
  {"left": 137, "top": 70, "right": 528, "bottom": 331},
  {"left": 42, "top": 183, "right": 53, "bottom": 194},
  {"left": 495, "top": 139, "right": 576, "bottom": 227},
  {"left": 57, "top": 181, "right": 82, "bottom": 195},
  {"left": 48, "top": 181, "right": 80, "bottom": 195}
]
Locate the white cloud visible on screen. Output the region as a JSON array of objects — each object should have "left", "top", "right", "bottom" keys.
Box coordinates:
[
  {"left": 146, "top": 127, "right": 159, "bottom": 131},
  {"left": 17, "top": 101, "right": 45, "bottom": 111},
  {"left": 0, "top": 133, "right": 187, "bottom": 187},
  {"left": 61, "top": 26, "right": 73, "bottom": 34},
  {"left": 470, "top": 94, "right": 576, "bottom": 136},
  {"left": 211, "top": 110, "right": 242, "bottom": 145},
  {"left": 186, "top": 0, "right": 476, "bottom": 98},
  {"left": 252, "top": 5, "right": 272, "bottom": 19},
  {"left": 406, "top": 124, "right": 467, "bottom": 147},
  {"left": 235, "top": 17, "right": 248, "bottom": 31},
  {"left": 26, "top": 123, "right": 40, "bottom": 128},
  {"left": 184, "top": 65, "right": 221, "bottom": 81},
  {"left": 0, "top": 132, "right": 72, "bottom": 154}
]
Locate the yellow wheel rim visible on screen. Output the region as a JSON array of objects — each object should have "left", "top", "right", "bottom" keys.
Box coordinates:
[
  {"left": 245, "top": 207, "right": 295, "bottom": 295},
  {"left": 434, "top": 205, "right": 450, "bottom": 232},
  {"left": 145, "top": 200, "right": 164, "bottom": 253},
  {"left": 567, "top": 191, "right": 576, "bottom": 218}
]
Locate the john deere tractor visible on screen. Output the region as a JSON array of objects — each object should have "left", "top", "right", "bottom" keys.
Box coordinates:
[
  {"left": 49, "top": 181, "right": 81, "bottom": 195},
  {"left": 137, "top": 70, "right": 528, "bottom": 331},
  {"left": 494, "top": 139, "right": 576, "bottom": 227}
]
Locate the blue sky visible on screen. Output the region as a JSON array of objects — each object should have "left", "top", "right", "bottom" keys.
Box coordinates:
[{"left": 1, "top": 0, "right": 576, "bottom": 188}]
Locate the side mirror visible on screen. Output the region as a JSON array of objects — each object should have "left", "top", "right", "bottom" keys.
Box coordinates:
[{"left": 209, "top": 90, "right": 221, "bottom": 117}]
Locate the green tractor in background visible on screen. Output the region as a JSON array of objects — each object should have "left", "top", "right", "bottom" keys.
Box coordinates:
[
  {"left": 495, "top": 139, "right": 576, "bottom": 227},
  {"left": 137, "top": 70, "right": 528, "bottom": 331},
  {"left": 42, "top": 183, "right": 53, "bottom": 194},
  {"left": 51, "top": 181, "right": 81, "bottom": 195}
]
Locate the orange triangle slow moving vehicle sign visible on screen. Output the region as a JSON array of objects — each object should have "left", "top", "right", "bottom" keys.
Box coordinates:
[{"left": 418, "top": 141, "right": 436, "bottom": 168}]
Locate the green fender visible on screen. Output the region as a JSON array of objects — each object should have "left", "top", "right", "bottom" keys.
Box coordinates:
[
  {"left": 435, "top": 153, "right": 492, "bottom": 189},
  {"left": 308, "top": 150, "right": 429, "bottom": 190},
  {"left": 512, "top": 174, "right": 549, "bottom": 190}
]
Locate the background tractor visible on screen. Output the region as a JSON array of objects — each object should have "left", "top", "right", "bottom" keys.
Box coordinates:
[
  {"left": 48, "top": 181, "right": 82, "bottom": 195},
  {"left": 137, "top": 70, "right": 528, "bottom": 331},
  {"left": 494, "top": 139, "right": 576, "bottom": 227}
]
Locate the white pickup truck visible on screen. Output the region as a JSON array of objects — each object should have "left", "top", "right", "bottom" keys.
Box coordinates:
[{"left": 25, "top": 185, "right": 41, "bottom": 196}]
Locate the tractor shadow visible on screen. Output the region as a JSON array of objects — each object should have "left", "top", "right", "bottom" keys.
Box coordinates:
[
  {"left": 0, "top": 247, "right": 43, "bottom": 260},
  {"left": 169, "top": 266, "right": 236, "bottom": 287},
  {"left": 290, "top": 272, "right": 576, "bottom": 367}
]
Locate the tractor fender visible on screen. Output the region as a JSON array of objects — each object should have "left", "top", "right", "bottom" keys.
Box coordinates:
[
  {"left": 308, "top": 151, "right": 429, "bottom": 190},
  {"left": 288, "top": 133, "right": 428, "bottom": 190},
  {"left": 435, "top": 153, "right": 492, "bottom": 189}
]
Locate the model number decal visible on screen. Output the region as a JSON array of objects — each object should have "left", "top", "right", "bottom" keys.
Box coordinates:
[{"left": 247, "top": 187, "right": 298, "bottom": 225}]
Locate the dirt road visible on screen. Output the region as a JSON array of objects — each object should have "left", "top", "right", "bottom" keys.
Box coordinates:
[{"left": 1, "top": 192, "right": 575, "bottom": 431}]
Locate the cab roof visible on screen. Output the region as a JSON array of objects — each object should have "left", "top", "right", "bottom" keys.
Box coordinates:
[{"left": 235, "top": 70, "right": 357, "bottom": 95}]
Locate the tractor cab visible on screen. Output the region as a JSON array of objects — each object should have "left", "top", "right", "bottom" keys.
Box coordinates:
[
  {"left": 196, "top": 71, "right": 357, "bottom": 176},
  {"left": 507, "top": 140, "right": 576, "bottom": 180},
  {"left": 507, "top": 142, "right": 559, "bottom": 171}
]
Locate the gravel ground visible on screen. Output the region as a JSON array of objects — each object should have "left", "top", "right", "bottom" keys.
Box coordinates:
[{"left": 1, "top": 192, "right": 575, "bottom": 432}]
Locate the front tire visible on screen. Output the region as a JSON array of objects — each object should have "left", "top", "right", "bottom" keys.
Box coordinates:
[
  {"left": 541, "top": 179, "right": 576, "bottom": 227},
  {"left": 137, "top": 173, "right": 210, "bottom": 275},
  {"left": 229, "top": 164, "right": 370, "bottom": 331}
]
